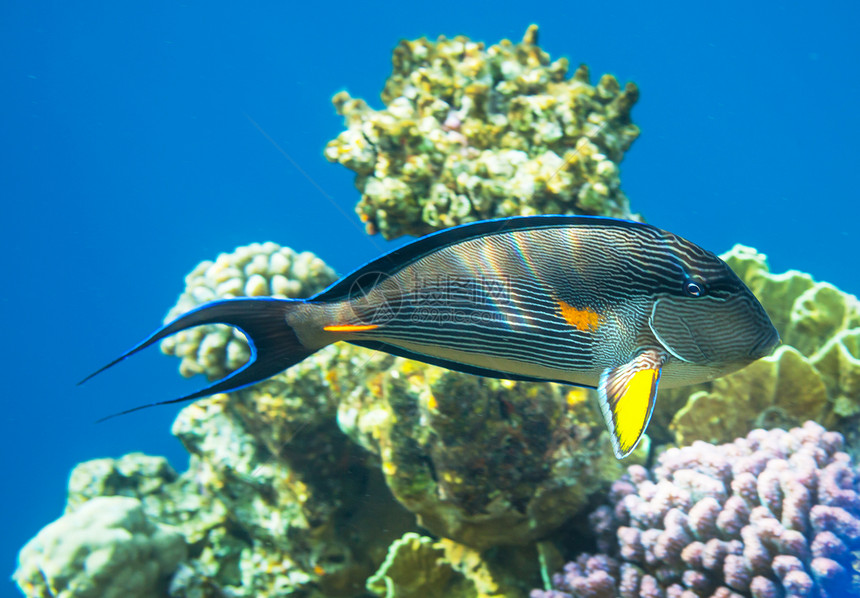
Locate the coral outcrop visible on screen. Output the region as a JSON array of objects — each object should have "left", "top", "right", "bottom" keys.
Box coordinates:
[
  {"left": 24, "top": 396, "right": 415, "bottom": 598},
  {"left": 325, "top": 25, "right": 640, "bottom": 239},
  {"left": 533, "top": 421, "right": 860, "bottom": 598},
  {"left": 337, "top": 359, "right": 630, "bottom": 549},
  {"left": 14, "top": 496, "right": 187, "bottom": 598},
  {"left": 366, "top": 532, "right": 538, "bottom": 598}
]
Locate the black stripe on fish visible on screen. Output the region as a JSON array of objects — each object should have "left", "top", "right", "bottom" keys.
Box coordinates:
[
  {"left": 348, "top": 339, "right": 574, "bottom": 386},
  {"left": 80, "top": 213, "right": 780, "bottom": 463},
  {"left": 312, "top": 215, "right": 655, "bottom": 303}
]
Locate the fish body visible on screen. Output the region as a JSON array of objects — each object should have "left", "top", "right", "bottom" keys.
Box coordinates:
[{"left": 82, "top": 216, "right": 779, "bottom": 458}]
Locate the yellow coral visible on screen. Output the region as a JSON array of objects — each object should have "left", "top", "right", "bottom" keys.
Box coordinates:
[
  {"left": 670, "top": 346, "right": 829, "bottom": 446},
  {"left": 326, "top": 26, "right": 641, "bottom": 239}
]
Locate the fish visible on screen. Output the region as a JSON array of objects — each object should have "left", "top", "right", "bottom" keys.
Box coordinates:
[{"left": 81, "top": 215, "right": 780, "bottom": 458}]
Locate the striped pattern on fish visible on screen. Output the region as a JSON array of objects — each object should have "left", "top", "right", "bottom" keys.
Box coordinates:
[{"left": 81, "top": 215, "right": 780, "bottom": 459}]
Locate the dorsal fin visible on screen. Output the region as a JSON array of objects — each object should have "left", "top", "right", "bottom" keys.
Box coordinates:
[{"left": 313, "top": 215, "right": 652, "bottom": 302}]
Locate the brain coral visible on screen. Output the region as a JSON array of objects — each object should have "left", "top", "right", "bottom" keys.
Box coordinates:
[
  {"left": 533, "top": 421, "right": 860, "bottom": 598},
  {"left": 325, "top": 25, "right": 640, "bottom": 239}
]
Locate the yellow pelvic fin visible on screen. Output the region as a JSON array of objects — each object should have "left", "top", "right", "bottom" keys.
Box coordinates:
[
  {"left": 597, "top": 351, "right": 663, "bottom": 459},
  {"left": 323, "top": 324, "right": 380, "bottom": 332},
  {"left": 557, "top": 300, "right": 603, "bottom": 332}
]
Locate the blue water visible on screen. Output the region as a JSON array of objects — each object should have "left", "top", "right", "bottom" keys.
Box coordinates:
[{"left": 2, "top": 2, "right": 858, "bottom": 595}]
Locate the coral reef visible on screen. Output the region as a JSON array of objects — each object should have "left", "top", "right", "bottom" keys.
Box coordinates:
[
  {"left": 19, "top": 18, "right": 859, "bottom": 596},
  {"left": 337, "top": 358, "right": 631, "bottom": 549},
  {"left": 325, "top": 25, "right": 640, "bottom": 239},
  {"left": 654, "top": 245, "right": 860, "bottom": 451},
  {"left": 16, "top": 242, "right": 630, "bottom": 597},
  {"left": 22, "top": 394, "right": 415, "bottom": 598},
  {"left": 366, "top": 532, "right": 464, "bottom": 598},
  {"left": 14, "top": 496, "right": 187, "bottom": 598},
  {"left": 366, "top": 532, "right": 539, "bottom": 598},
  {"left": 533, "top": 421, "right": 860, "bottom": 598},
  {"left": 158, "top": 244, "right": 631, "bottom": 551},
  {"left": 670, "top": 345, "right": 828, "bottom": 446},
  {"left": 160, "top": 241, "right": 337, "bottom": 380}
]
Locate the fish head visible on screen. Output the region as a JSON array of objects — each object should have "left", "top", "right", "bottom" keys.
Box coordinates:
[{"left": 647, "top": 233, "right": 780, "bottom": 377}]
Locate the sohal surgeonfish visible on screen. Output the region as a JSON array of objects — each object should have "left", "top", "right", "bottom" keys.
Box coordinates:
[{"left": 82, "top": 215, "right": 780, "bottom": 458}]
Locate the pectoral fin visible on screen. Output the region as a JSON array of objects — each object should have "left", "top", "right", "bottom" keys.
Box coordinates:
[{"left": 598, "top": 349, "right": 665, "bottom": 459}]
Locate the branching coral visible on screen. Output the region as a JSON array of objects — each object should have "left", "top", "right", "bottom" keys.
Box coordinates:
[
  {"left": 325, "top": 25, "right": 640, "bottom": 239},
  {"left": 533, "top": 422, "right": 860, "bottom": 598}
]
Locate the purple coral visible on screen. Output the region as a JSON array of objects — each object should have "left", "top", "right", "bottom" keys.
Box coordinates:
[{"left": 532, "top": 422, "right": 860, "bottom": 598}]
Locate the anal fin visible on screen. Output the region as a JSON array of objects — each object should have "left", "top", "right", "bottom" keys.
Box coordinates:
[{"left": 598, "top": 349, "right": 665, "bottom": 459}]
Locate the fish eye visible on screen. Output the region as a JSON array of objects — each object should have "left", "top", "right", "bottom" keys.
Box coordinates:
[{"left": 683, "top": 279, "right": 706, "bottom": 297}]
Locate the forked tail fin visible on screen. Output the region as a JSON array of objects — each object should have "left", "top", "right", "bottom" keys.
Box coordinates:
[{"left": 80, "top": 297, "right": 316, "bottom": 420}]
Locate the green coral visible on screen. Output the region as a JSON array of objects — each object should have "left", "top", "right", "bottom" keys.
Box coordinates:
[
  {"left": 366, "top": 533, "right": 540, "bottom": 598},
  {"left": 670, "top": 345, "right": 828, "bottom": 446},
  {"left": 659, "top": 245, "right": 860, "bottom": 450},
  {"left": 814, "top": 329, "right": 860, "bottom": 417},
  {"left": 338, "top": 357, "right": 630, "bottom": 549},
  {"left": 15, "top": 496, "right": 187, "bottom": 598},
  {"left": 366, "top": 533, "right": 461, "bottom": 598},
  {"left": 325, "top": 25, "right": 640, "bottom": 239}
]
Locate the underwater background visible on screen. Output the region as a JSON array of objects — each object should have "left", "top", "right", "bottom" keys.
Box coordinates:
[{"left": 3, "top": 1, "right": 859, "bottom": 597}]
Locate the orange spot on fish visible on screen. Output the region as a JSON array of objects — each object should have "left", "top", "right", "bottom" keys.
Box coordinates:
[
  {"left": 557, "top": 300, "right": 603, "bottom": 332},
  {"left": 323, "top": 324, "right": 380, "bottom": 332}
]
